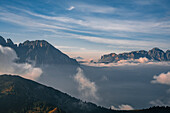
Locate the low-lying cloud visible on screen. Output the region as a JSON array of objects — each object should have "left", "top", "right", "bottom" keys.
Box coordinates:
[
  {"left": 150, "top": 71, "right": 170, "bottom": 106},
  {"left": 81, "top": 57, "right": 170, "bottom": 67},
  {"left": 117, "top": 57, "right": 149, "bottom": 64},
  {"left": 74, "top": 67, "right": 98, "bottom": 101},
  {"left": 111, "top": 104, "right": 134, "bottom": 110},
  {"left": 0, "top": 45, "right": 42, "bottom": 80},
  {"left": 150, "top": 99, "right": 170, "bottom": 106},
  {"left": 151, "top": 72, "right": 170, "bottom": 85}
]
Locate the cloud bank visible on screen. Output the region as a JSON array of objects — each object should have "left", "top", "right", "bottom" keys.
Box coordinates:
[
  {"left": 81, "top": 57, "right": 170, "bottom": 67},
  {"left": 111, "top": 104, "right": 134, "bottom": 110},
  {"left": 0, "top": 45, "right": 42, "bottom": 80},
  {"left": 151, "top": 72, "right": 170, "bottom": 85},
  {"left": 74, "top": 67, "right": 98, "bottom": 101},
  {"left": 117, "top": 57, "right": 149, "bottom": 64}
]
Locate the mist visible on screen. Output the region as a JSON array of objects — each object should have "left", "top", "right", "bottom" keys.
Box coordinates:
[
  {"left": 0, "top": 45, "right": 42, "bottom": 80},
  {"left": 80, "top": 57, "right": 170, "bottom": 67},
  {"left": 35, "top": 61, "right": 170, "bottom": 109},
  {"left": 74, "top": 67, "right": 98, "bottom": 101}
]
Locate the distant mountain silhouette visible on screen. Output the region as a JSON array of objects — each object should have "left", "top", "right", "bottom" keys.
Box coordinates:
[
  {"left": 0, "top": 75, "right": 170, "bottom": 113},
  {"left": 99, "top": 48, "right": 170, "bottom": 63},
  {"left": 0, "top": 36, "right": 78, "bottom": 66}
]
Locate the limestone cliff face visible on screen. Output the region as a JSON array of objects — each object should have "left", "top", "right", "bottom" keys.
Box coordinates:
[
  {"left": 99, "top": 48, "right": 170, "bottom": 63},
  {"left": 0, "top": 36, "right": 78, "bottom": 66}
]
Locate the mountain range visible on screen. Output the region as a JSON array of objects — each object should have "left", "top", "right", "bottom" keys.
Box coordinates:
[
  {"left": 1, "top": 35, "right": 170, "bottom": 112},
  {"left": 0, "top": 36, "right": 78, "bottom": 66},
  {"left": 99, "top": 48, "right": 170, "bottom": 63},
  {"left": 1, "top": 36, "right": 169, "bottom": 65},
  {"left": 0, "top": 75, "right": 170, "bottom": 113}
]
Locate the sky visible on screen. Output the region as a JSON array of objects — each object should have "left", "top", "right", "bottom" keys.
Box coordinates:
[{"left": 0, "top": 0, "right": 170, "bottom": 59}]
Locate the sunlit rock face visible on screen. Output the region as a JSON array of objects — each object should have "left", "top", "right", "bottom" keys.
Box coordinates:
[
  {"left": 0, "top": 36, "right": 78, "bottom": 66},
  {"left": 148, "top": 48, "right": 167, "bottom": 61},
  {"left": 99, "top": 48, "right": 170, "bottom": 63}
]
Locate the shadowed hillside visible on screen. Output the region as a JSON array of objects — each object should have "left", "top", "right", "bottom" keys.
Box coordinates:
[{"left": 0, "top": 75, "right": 170, "bottom": 113}]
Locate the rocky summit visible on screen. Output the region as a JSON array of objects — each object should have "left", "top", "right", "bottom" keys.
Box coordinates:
[
  {"left": 0, "top": 36, "right": 78, "bottom": 66},
  {"left": 99, "top": 48, "right": 170, "bottom": 63}
]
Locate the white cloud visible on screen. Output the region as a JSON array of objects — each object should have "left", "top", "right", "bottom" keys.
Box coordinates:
[
  {"left": 22, "top": 8, "right": 170, "bottom": 37},
  {"left": 67, "top": 6, "right": 75, "bottom": 11},
  {"left": 111, "top": 104, "right": 134, "bottom": 110},
  {"left": 151, "top": 72, "right": 170, "bottom": 85},
  {"left": 54, "top": 45, "right": 86, "bottom": 51},
  {"left": 118, "top": 57, "right": 149, "bottom": 64},
  {"left": 2, "top": 6, "right": 170, "bottom": 36},
  {"left": 81, "top": 57, "right": 170, "bottom": 67},
  {"left": 138, "top": 57, "right": 149, "bottom": 63},
  {"left": 74, "top": 67, "right": 98, "bottom": 101},
  {"left": 0, "top": 7, "right": 169, "bottom": 51},
  {"left": 0, "top": 45, "right": 42, "bottom": 80},
  {"left": 72, "top": 35, "right": 169, "bottom": 48}
]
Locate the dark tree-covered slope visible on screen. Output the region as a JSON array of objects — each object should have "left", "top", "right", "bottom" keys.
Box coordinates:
[{"left": 0, "top": 75, "right": 170, "bottom": 113}]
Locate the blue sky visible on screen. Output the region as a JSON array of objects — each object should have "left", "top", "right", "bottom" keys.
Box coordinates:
[{"left": 0, "top": 0, "right": 170, "bottom": 59}]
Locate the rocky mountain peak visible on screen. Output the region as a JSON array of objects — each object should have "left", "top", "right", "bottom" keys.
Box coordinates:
[
  {"left": 20, "top": 40, "right": 51, "bottom": 48},
  {"left": 111, "top": 53, "right": 117, "bottom": 57},
  {"left": 0, "top": 36, "right": 6, "bottom": 46},
  {"left": 99, "top": 48, "right": 170, "bottom": 63},
  {"left": 148, "top": 47, "right": 166, "bottom": 61},
  {"left": 0, "top": 36, "right": 78, "bottom": 66},
  {"left": 6, "top": 38, "right": 14, "bottom": 45},
  {"left": 149, "top": 47, "right": 164, "bottom": 53}
]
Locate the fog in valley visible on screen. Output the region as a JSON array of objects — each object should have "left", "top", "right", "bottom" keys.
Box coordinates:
[{"left": 37, "top": 63, "right": 170, "bottom": 109}]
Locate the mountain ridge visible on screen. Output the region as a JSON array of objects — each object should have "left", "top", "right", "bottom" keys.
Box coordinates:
[
  {"left": 0, "top": 36, "right": 78, "bottom": 66},
  {"left": 99, "top": 48, "right": 170, "bottom": 63}
]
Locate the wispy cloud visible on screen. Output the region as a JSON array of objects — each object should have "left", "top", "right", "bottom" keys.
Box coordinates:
[
  {"left": 54, "top": 45, "right": 86, "bottom": 52},
  {"left": 0, "top": 8, "right": 169, "bottom": 54},
  {"left": 70, "top": 34, "right": 169, "bottom": 48},
  {"left": 0, "top": 5, "right": 169, "bottom": 59},
  {"left": 2, "top": 6, "right": 170, "bottom": 36},
  {"left": 73, "top": 3, "right": 116, "bottom": 14},
  {"left": 67, "top": 6, "right": 75, "bottom": 11}
]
